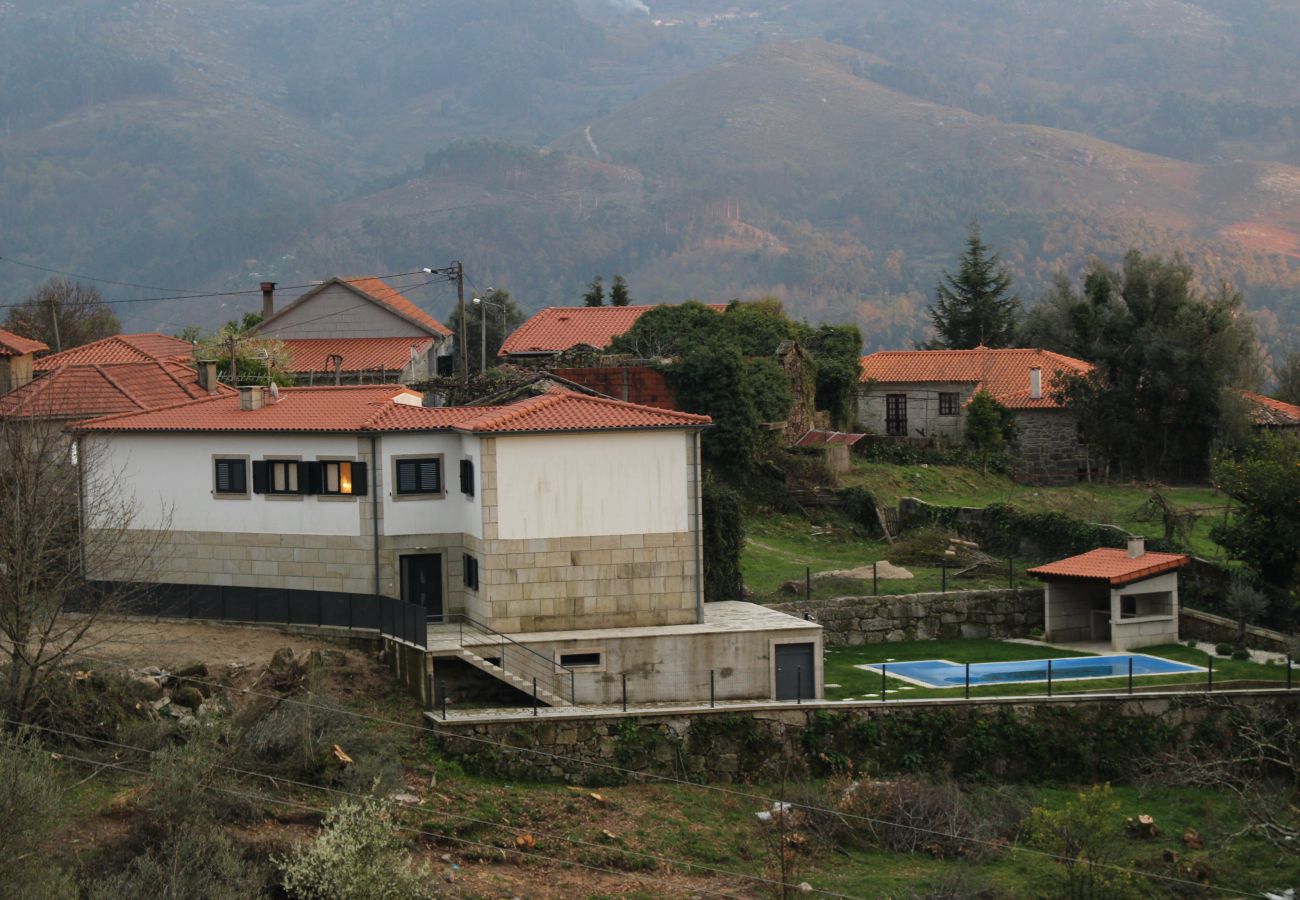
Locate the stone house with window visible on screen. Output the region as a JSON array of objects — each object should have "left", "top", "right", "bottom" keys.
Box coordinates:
[
  {"left": 0, "top": 329, "right": 48, "bottom": 394},
  {"left": 857, "top": 347, "right": 1094, "bottom": 484},
  {"left": 74, "top": 384, "right": 821, "bottom": 706},
  {"left": 253, "top": 277, "right": 454, "bottom": 384}
]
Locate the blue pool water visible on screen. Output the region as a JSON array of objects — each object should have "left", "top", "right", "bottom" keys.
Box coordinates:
[{"left": 856, "top": 654, "right": 1203, "bottom": 689}]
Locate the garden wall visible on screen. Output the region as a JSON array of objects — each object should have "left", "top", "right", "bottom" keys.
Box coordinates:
[
  {"left": 1180, "top": 608, "right": 1294, "bottom": 654},
  {"left": 428, "top": 690, "right": 1300, "bottom": 785},
  {"left": 769, "top": 588, "right": 1043, "bottom": 645}
]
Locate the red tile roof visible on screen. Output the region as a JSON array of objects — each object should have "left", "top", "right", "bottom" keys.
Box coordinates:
[
  {"left": 1241, "top": 391, "right": 1300, "bottom": 428},
  {"left": 499, "top": 305, "right": 728, "bottom": 356},
  {"left": 858, "top": 347, "right": 1094, "bottom": 409},
  {"left": 33, "top": 333, "right": 193, "bottom": 370},
  {"left": 0, "top": 359, "right": 234, "bottom": 420},
  {"left": 279, "top": 337, "right": 437, "bottom": 374},
  {"left": 1026, "top": 548, "right": 1190, "bottom": 586},
  {"left": 0, "top": 328, "right": 48, "bottom": 357},
  {"left": 73, "top": 386, "right": 711, "bottom": 435},
  {"left": 345, "top": 276, "right": 453, "bottom": 338}
]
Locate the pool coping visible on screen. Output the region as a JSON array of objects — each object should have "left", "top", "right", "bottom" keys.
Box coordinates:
[{"left": 852, "top": 652, "right": 1208, "bottom": 689}]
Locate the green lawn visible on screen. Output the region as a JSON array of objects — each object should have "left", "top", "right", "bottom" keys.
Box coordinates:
[{"left": 823, "top": 639, "right": 1291, "bottom": 701}]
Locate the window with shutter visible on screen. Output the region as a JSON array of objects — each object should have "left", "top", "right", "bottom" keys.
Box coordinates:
[
  {"left": 213, "top": 458, "right": 248, "bottom": 496},
  {"left": 320, "top": 460, "right": 355, "bottom": 495},
  {"left": 462, "top": 553, "right": 479, "bottom": 591},
  {"left": 265, "top": 459, "right": 301, "bottom": 495},
  {"left": 394, "top": 457, "right": 442, "bottom": 496},
  {"left": 459, "top": 459, "right": 474, "bottom": 497}
]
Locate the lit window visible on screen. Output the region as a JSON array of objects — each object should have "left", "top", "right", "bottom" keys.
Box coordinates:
[{"left": 323, "top": 460, "right": 353, "bottom": 495}]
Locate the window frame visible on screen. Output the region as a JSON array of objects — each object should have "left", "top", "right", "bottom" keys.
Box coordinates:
[
  {"left": 263, "top": 456, "right": 303, "bottom": 499},
  {"left": 556, "top": 648, "right": 605, "bottom": 673},
  {"left": 391, "top": 454, "right": 445, "bottom": 501},
  {"left": 462, "top": 552, "right": 479, "bottom": 592},
  {"left": 459, "top": 458, "right": 475, "bottom": 498},
  {"left": 317, "top": 457, "right": 359, "bottom": 501},
  {"left": 212, "top": 455, "right": 250, "bottom": 499},
  {"left": 937, "top": 392, "right": 960, "bottom": 417}
]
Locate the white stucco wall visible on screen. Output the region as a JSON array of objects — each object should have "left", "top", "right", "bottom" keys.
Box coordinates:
[
  {"left": 379, "top": 433, "right": 483, "bottom": 538},
  {"left": 493, "top": 431, "right": 690, "bottom": 540},
  {"left": 85, "top": 433, "right": 365, "bottom": 536}
]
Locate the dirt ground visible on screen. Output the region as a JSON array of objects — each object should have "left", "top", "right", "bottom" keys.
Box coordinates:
[{"left": 79, "top": 618, "right": 362, "bottom": 671}]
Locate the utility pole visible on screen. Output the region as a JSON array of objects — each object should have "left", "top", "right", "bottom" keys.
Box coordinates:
[
  {"left": 423, "top": 260, "right": 466, "bottom": 381},
  {"left": 227, "top": 334, "right": 238, "bottom": 385},
  {"left": 48, "top": 297, "right": 61, "bottom": 352}
]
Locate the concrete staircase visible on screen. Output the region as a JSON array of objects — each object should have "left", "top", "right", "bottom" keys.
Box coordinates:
[{"left": 453, "top": 646, "right": 571, "bottom": 707}]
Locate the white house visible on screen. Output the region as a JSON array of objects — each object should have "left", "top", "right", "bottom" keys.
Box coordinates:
[
  {"left": 74, "top": 384, "right": 821, "bottom": 705},
  {"left": 1028, "top": 537, "right": 1189, "bottom": 651}
]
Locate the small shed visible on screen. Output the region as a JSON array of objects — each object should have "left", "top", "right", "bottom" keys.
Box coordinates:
[
  {"left": 792, "top": 429, "right": 866, "bottom": 474},
  {"left": 1026, "top": 538, "right": 1190, "bottom": 651}
]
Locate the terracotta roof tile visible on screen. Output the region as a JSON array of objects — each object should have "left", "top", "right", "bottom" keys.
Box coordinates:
[
  {"left": 1241, "top": 391, "right": 1300, "bottom": 427},
  {"left": 499, "top": 304, "right": 728, "bottom": 356},
  {"left": 858, "top": 347, "right": 1094, "bottom": 409},
  {"left": 0, "top": 328, "right": 48, "bottom": 357},
  {"left": 73, "top": 387, "right": 711, "bottom": 435},
  {"left": 279, "top": 337, "right": 437, "bottom": 374},
  {"left": 345, "top": 277, "right": 452, "bottom": 337},
  {"left": 34, "top": 333, "right": 193, "bottom": 370},
  {"left": 1026, "top": 548, "right": 1190, "bottom": 586},
  {"left": 0, "top": 359, "right": 234, "bottom": 420},
  {"left": 794, "top": 430, "right": 867, "bottom": 447}
]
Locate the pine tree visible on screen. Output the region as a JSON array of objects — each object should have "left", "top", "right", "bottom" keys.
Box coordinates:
[
  {"left": 609, "top": 275, "right": 631, "bottom": 306},
  {"left": 582, "top": 276, "right": 605, "bottom": 307},
  {"left": 930, "top": 222, "right": 1021, "bottom": 349}
]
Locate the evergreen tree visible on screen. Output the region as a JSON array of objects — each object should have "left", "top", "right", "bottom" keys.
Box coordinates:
[
  {"left": 1276, "top": 350, "right": 1300, "bottom": 406},
  {"left": 929, "top": 222, "right": 1021, "bottom": 349},
  {"left": 609, "top": 275, "right": 631, "bottom": 307},
  {"left": 582, "top": 276, "right": 605, "bottom": 307}
]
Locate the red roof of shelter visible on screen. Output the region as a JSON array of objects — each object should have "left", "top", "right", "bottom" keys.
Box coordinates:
[
  {"left": 794, "top": 430, "right": 867, "bottom": 447},
  {"left": 499, "top": 304, "right": 728, "bottom": 357},
  {"left": 1026, "top": 548, "right": 1190, "bottom": 587},
  {"left": 858, "top": 347, "right": 1094, "bottom": 409},
  {"left": 0, "top": 328, "right": 48, "bottom": 357},
  {"left": 34, "top": 333, "right": 192, "bottom": 370},
  {"left": 0, "top": 360, "right": 234, "bottom": 420},
  {"left": 74, "top": 386, "right": 711, "bottom": 435},
  {"left": 279, "top": 337, "right": 436, "bottom": 374},
  {"left": 1241, "top": 391, "right": 1300, "bottom": 428}
]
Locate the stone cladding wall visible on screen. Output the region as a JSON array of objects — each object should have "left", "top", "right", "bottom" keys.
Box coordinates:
[{"left": 769, "top": 588, "right": 1044, "bottom": 644}]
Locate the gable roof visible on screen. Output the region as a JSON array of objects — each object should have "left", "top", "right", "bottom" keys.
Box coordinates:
[
  {"left": 1026, "top": 548, "right": 1190, "bottom": 587},
  {"left": 73, "top": 386, "right": 711, "bottom": 435},
  {"left": 0, "top": 328, "right": 48, "bottom": 357},
  {"left": 858, "top": 347, "right": 1094, "bottom": 409},
  {"left": 33, "top": 333, "right": 192, "bottom": 370},
  {"left": 499, "top": 304, "right": 728, "bottom": 357},
  {"left": 0, "top": 359, "right": 234, "bottom": 420},
  {"left": 256, "top": 277, "right": 452, "bottom": 339},
  {"left": 1241, "top": 391, "right": 1300, "bottom": 428},
  {"left": 278, "top": 337, "right": 437, "bottom": 374}
]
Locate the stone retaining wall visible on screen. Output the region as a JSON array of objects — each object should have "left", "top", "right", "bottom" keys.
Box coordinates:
[
  {"left": 769, "top": 588, "right": 1043, "bottom": 644},
  {"left": 427, "top": 690, "right": 1300, "bottom": 784},
  {"left": 1180, "top": 608, "right": 1295, "bottom": 654}
]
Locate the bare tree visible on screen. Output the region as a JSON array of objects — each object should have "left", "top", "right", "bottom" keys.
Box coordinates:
[
  {"left": 3, "top": 277, "right": 121, "bottom": 353},
  {"left": 0, "top": 409, "right": 168, "bottom": 725}
]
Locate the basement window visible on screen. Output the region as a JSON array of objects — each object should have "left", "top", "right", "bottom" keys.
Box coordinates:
[{"left": 559, "top": 651, "right": 603, "bottom": 669}]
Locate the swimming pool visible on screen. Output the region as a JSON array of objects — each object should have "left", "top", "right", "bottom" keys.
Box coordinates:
[{"left": 854, "top": 654, "right": 1204, "bottom": 689}]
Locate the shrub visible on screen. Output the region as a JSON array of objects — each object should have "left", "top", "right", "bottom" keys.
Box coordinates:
[
  {"left": 1215, "top": 643, "right": 1234, "bottom": 657},
  {"left": 86, "top": 825, "right": 268, "bottom": 900},
  {"left": 277, "top": 798, "right": 435, "bottom": 900},
  {"left": 0, "top": 730, "right": 76, "bottom": 900},
  {"left": 1231, "top": 648, "right": 1251, "bottom": 660},
  {"left": 1025, "top": 785, "right": 1144, "bottom": 899}
]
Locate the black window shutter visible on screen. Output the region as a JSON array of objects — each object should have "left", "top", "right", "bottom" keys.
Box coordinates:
[
  {"left": 351, "top": 461, "right": 368, "bottom": 496},
  {"left": 459, "top": 459, "right": 474, "bottom": 496},
  {"left": 215, "top": 459, "right": 231, "bottom": 492},
  {"left": 302, "top": 461, "right": 321, "bottom": 495},
  {"left": 251, "top": 460, "right": 269, "bottom": 494},
  {"left": 420, "top": 459, "right": 441, "bottom": 493}
]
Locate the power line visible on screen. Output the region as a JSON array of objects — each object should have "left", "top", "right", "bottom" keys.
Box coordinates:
[
  {"left": 9, "top": 733, "right": 758, "bottom": 900},
  {"left": 66, "top": 648, "right": 1262, "bottom": 897},
  {"left": 0, "top": 255, "right": 213, "bottom": 295}
]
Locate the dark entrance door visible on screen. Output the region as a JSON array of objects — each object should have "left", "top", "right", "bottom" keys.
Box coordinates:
[
  {"left": 885, "top": 394, "right": 908, "bottom": 436},
  {"left": 774, "top": 643, "right": 816, "bottom": 700},
  {"left": 400, "top": 554, "right": 443, "bottom": 621}
]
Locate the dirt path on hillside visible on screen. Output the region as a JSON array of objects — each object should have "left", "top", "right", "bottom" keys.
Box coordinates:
[{"left": 71, "top": 618, "right": 353, "bottom": 670}]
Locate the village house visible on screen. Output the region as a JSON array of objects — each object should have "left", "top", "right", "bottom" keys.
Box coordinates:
[
  {"left": 1028, "top": 537, "right": 1189, "bottom": 651},
  {"left": 253, "top": 277, "right": 454, "bottom": 384},
  {"left": 1241, "top": 390, "right": 1300, "bottom": 435},
  {"left": 74, "top": 384, "right": 821, "bottom": 706},
  {"left": 0, "top": 328, "right": 48, "bottom": 394},
  {"left": 858, "top": 347, "right": 1094, "bottom": 484}
]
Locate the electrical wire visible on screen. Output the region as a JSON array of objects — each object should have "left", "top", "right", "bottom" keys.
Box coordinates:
[
  {"left": 11, "top": 741, "right": 753, "bottom": 900},
  {"left": 66, "top": 648, "right": 1265, "bottom": 898}
]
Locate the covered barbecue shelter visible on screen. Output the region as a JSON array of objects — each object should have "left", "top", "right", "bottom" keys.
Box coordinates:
[{"left": 1027, "top": 537, "right": 1190, "bottom": 651}]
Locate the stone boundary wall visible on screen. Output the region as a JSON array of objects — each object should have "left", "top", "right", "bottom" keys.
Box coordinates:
[
  {"left": 769, "top": 588, "right": 1043, "bottom": 644},
  {"left": 427, "top": 690, "right": 1300, "bottom": 784},
  {"left": 1180, "top": 608, "right": 1295, "bottom": 654}
]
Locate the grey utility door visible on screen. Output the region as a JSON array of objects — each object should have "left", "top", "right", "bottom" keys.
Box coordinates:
[
  {"left": 774, "top": 643, "right": 816, "bottom": 700},
  {"left": 400, "top": 554, "right": 443, "bottom": 622}
]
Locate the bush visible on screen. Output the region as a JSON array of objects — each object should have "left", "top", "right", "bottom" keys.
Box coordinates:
[
  {"left": 0, "top": 730, "right": 76, "bottom": 900},
  {"left": 277, "top": 798, "right": 435, "bottom": 900},
  {"left": 1231, "top": 648, "right": 1251, "bottom": 660},
  {"left": 702, "top": 474, "right": 745, "bottom": 602},
  {"left": 1215, "top": 643, "right": 1234, "bottom": 657},
  {"left": 856, "top": 438, "right": 1011, "bottom": 474},
  {"left": 86, "top": 825, "right": 269, "bottom": 900}
]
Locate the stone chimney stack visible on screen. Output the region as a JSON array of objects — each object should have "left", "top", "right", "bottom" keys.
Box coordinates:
[
  {"left": 197, "top": 360, "right": 219, "bottom": 395},
  {"left": 260, "top": 282, "right": 276, "bottom": 320},
  {"left": 238, "top": 385, "right": 265, "bottom": 411},
  {"left": 1127, "top": 535, "right": 1145, "bottom": 559},
  {"left": 1029, "top": 366, "right": 1042, "bottom": 400}
]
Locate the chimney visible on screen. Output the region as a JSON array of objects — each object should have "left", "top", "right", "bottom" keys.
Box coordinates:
[
  {"left": 1127, "top": 535, "right": 1145, "bottom": 559},
  {"left": 1029, "top": 366, "right": 1042, "bottom": 400},
  {"left": 260, "top": 282, "right": 276, "bottom": 320},
  {"left": 238, "top": 385, "right": 266, "bottom": 411},
  {"left": 197, "top": 360, "right": 219, "bottom": 395}
]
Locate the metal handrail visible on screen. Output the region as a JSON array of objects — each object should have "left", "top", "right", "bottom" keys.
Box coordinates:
[{"left": 435, "top": 612, "right": 576, "bottom": 703}]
